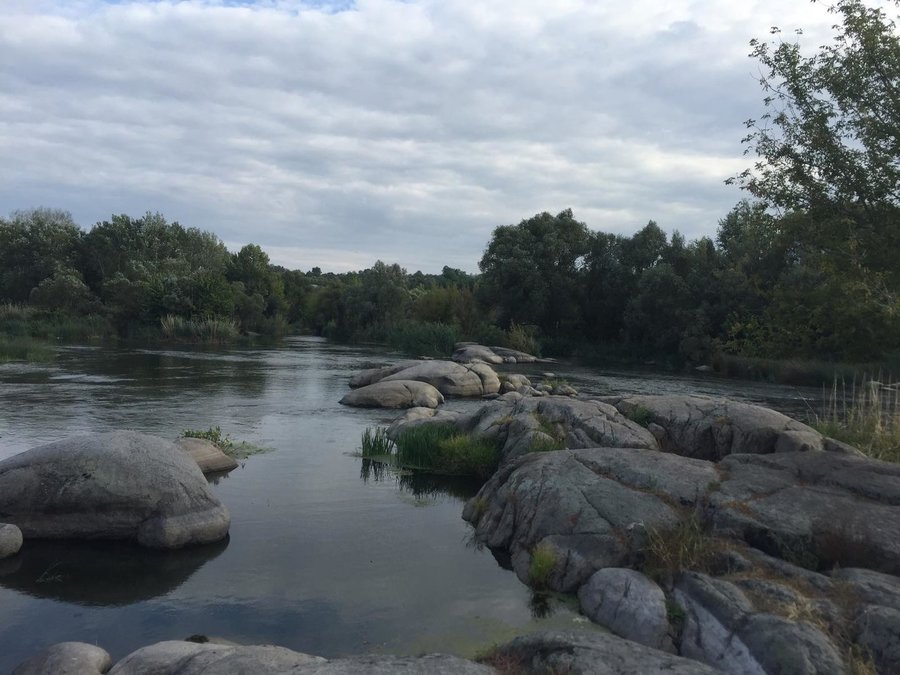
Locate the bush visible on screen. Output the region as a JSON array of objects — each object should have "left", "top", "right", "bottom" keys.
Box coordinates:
[
  {"left": 0, "top": 336, "right": 55, "bottom": 363},
  {"left": 386, "top": 320, "right": 459, "bottom": 357}
]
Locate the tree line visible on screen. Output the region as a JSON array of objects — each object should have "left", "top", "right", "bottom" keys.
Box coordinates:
[{"left": 1, "top": 0, "right": 897, "bottom": 369}]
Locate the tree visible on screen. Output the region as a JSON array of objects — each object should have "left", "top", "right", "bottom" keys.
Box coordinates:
[
  {"left": 479, "top": 209, "right": 591, "bottom": 336},
  {"left": 729, "top": 0, "right": 900, "bottom": 359}
]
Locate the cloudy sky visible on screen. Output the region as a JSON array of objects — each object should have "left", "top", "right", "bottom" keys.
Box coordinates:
[{"left": 1, "top": 0, "right": 839, "bottom": 273}]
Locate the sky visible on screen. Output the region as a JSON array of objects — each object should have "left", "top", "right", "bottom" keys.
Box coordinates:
[{"left": 0, "top": 0, "right": 841, "bottom": 273}]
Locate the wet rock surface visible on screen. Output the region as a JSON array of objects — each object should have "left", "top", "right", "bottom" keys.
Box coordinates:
[{"left": 339, "top": 379, "right": 445, "bottom": 409}]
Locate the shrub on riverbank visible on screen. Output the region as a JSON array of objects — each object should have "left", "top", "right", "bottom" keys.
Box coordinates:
[
  {"left": 385, "top": 320, "right": 458, "bottom": 357},
  {"left": 160, "top": 315, "right": 240, "bottom": 343},
  {"left": 0, "top": 336, "right": 55, "bottom": 363}
]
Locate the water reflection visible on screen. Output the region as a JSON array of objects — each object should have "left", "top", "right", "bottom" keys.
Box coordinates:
[
  {"left": 0, "top": 538, "right": 228, "bottom": 606},
  {"left": 359, "top": 458, "right": 481, "bottom": 502}
]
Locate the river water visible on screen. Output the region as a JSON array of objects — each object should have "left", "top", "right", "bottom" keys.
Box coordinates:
[{"left": 0, "top": 337, "right": 822, "bottom": 671}]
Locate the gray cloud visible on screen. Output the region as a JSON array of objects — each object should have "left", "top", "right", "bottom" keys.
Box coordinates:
[{"left": 0, "top": 0, "right": 835, "bottom": 272}]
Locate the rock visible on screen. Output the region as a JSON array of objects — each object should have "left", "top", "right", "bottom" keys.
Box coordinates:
[
  {"left": 380, "top": 360, "right": 500, "bottom": 397},
  {"left": 339, "top": 380, "right": 444, "bottom": 409},
  {"left": 175, "top": 438, "right": 239, "bottom": 473},
  {"left": 12, "top": 642, "right": 112, "bottom": 675},
  {"left": 832, "top": 568, "right": 900, "bottom": 611},
  {"left": 386, "top": 407, "right": 461, "bottom": 438},
  {"left": 348, "top": 360, "right": 421, "bottom": 388},
  {"left": 104, "top": 640, "right": 493, "bottom": 674},
  {"left": 489, "top": 346, "right": 542, "bottom": 363},
  {"left": 610, "top": 394, "right": 827, "bottom": 460},
  {"left": 695, "top": 365, "right": 714, "bottom": 372},
  {"left": 499, "top": 373, "right": 531, "bottom": 392},
  {"left": 552, "top": 384, "right": 578, "bottom": 396},
  {"left": 674, "top": 572, "right": 844, "bottom": 674},
  {"left": 577, "top": 568, "right": 674, "bottom": 651},
  {"left": 853, "top": 605, "right": 900, "bottom": 673},
  {"left": 451, "top": 344, "right": 503, "bottom": 364},
  {"left": 462, "top": 447, "right": 713, "bottom": 591},
  {"left": 709, "top": 451, "right": 900, "bottom": 575},
  {"left": 483, "top": 630, "right": 720, "bottom": 674},
  {"left": 0, "top": 523, "right": 23, "bottom": 559},
  {"left": 0, "top": 431, "right": 230, "bottom": 549}
]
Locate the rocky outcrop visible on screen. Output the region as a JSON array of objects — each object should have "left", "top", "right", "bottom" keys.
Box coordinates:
[
  {"left": 347, "top": 360, "right": 500, "bottom": 398},
  {"left": 175, "top": 437, "right": 239, "bottom": 474},
  {"left": 577, "top": 568, "right": 674, "bottom": 651},
  {"left": 12, "top": 642, "right": 112, "bottom": 675},
  {"left": 0, "top": 523, "right": 22, "bottom": 559},
  {"left": 608, "top": 394, "right": 839, "bottom": 460},
  {"left": 482, "top": 630, "right": 720, "bottom": 674},
  {"left": 0, "top": 431, "right": 230, "bottom": 549},
  {"left": 451, "top": 343, "right": 543, "bottom": 364},
  {"left": 340, "top": 380, "right": 444, "bottom": 409}
]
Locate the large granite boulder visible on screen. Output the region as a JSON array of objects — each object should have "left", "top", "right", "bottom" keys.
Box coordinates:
[
  {"left": 482, "top": 630, "right": 720, "bottom": 674},
  {"left": 463, "top": 447, "right": 717, "bottom": 591},
  {"left": 175, "top": 437, "right": 239, "bottom": 474},
  {"left": 709, "top": 451, "right": 900, "bottom": 574},
  {"left": 608, "top": 394, "right": 835, "bottom": 460},
  {"left": 674, "top": 572, "right": 845, "bottom": 674},
  {"left": 12, "top": 642, "right": 112, "bottom": 675},
  {"left": 348, "top": 360, "right": 500, "bottom": 398},
  {"left": 349, "top": 360, "right": 421, "bottom": 389},
  {"left": 451, "top": 344, "right": 504, "bottom": 364},
  {"left": 0, "top": 523, "right": 23, "bottom": 559},
  {"left": 0, "top": 431, "right": 230, "bottom": 549},
  {"left": 340, "top": 380, "right": 444, "bottom": 409}
]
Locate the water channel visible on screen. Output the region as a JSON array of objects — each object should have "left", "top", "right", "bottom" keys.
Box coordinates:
[{"left": 0, "top": 337, "right": 823, "bottom": 671}]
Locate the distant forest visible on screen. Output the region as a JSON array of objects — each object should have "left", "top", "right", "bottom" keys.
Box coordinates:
[{"left": 0, "top": 201, "right": 897, "bottom": 374}]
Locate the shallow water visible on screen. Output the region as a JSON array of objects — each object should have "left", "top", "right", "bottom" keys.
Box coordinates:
[{"left": 0, "top": 338, "right": 822, "bottom": 670}]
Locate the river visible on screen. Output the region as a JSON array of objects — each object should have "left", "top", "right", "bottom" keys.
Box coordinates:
[{"left": 0, "top": 337, "right": 822, "bottom": 671}]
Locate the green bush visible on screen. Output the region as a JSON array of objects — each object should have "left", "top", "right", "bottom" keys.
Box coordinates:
[{"left": 385, "top": 320, "right": 459, "bottom": 357}]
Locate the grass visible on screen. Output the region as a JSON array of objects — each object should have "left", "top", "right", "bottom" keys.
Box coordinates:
[
  {"left": 0, "top": 335, "right": 55, "bottom": 363},
  {"left": 625, "top": 404, "right": 654, "bottom": 428},
  {"left": 530, "top": 413, "right": 565, "bottom": 452},
  {"left": 527, "top": 541, "right": 557, "bottom": 589},
  {"left": 811, "top": 376, "right": 900, "bottom": 463},
  {"left": 360, "top": 426, "right": 394, "bottom": 457},
  {"left": 181, "top": 426, "right": 270, "bottom": 460},
  {"left": 0, "top": 304, "right": 115, "bottom": 342},
  {"left": 160, "top": 314, "right": 239, "bottom": 343},
  {"left": 641, "top": 512, "right": 714, "bottom": 583}
]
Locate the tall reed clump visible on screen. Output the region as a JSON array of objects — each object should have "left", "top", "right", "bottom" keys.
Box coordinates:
[
  {"left": 385, "top": 320, "right": 459, "bottom": 357},
  {"left": 813, "top": 376, "right": 900, "bottom": 463},
  {"left": 161, "top": 315, "right": 239, "bottom": 343},
  {"left": 360, "top": 426, "right": 394, "bottom": 457},
  {"left": 392, "top": 424, "right": 499, "bottom": 479},
  {"left": 0, "top": 336, "right": 55, "bottom": 363}
]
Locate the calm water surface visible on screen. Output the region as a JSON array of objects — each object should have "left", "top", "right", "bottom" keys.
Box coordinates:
[{"left": 0, "top": 338, "right": 821, "bottom": 671}]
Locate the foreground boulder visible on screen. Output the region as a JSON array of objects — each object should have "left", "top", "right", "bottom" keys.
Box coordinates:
[
  {"left": 0, "top": 431, "right": 230, "bottom": 549},
  {"left": 174, "top": 437, "right": 239, "bottom": 474},
  {"left": 12, "top": 642, "right": 112, "bottom": 675},
  {"left": 340, "top": 380, "right": 444, "bottom": 409}
]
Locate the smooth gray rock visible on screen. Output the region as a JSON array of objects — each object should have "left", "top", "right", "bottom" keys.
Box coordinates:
[
  {"left": 610, "top": 394, "right": 827, "bottom": 460},
  {"left": 499, "top": 374, "right": 531, "bottom": 392},
  {"left": 490, "top": 345, "right": 542, "bottom": 363},
  {"left": 0, "top": 522, "right": 23, "bottom": 559},
  {"left": 832, "top": 568, "right": 900, "bottom": 611},
  {"left": 12, "top": 641, "right": 112, "bottom": 675},
  {"left": 175, "top": 438, "right": 239, "bottom": 474},
  {"left": 380, "top": 360, "right": 500, "bottom": 397},
  {"left": 106, "top": 641, "right": 492, "bottom": 674},
  {"left": 578, "top": 568, "right": 673, "bottom": 651},
  {"left": 853, "top": 605, "right": 900, "bottom": 673},
  {"left": 674, "top": 572, "right": 845, "bottom": 674},
  {"left": 709, "top": 452, "right": 900, "bottom": 574},
  {"left": 451, "top": 344, "right": 503, "bottom": 364},
  {"left": 484, "top": 630, "right": 720, "bottom": 674},
  {"left": 348, "top": 360, "right": 421, "bottom": 388},
  {"left": 0, "top": 431, "right": 230, "bottom": 549},
  {"left": 339, "top": 380, "right": 444, "bottom": 409},
  {"left": 463, "top": 448, "right": 693, "bottom": 591}
]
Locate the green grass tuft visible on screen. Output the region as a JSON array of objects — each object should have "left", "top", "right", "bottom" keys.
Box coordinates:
[
  {"left": 393, "top": 424, "right": 499, "bottom": 479},
  {"left": 625, "top": 404, "right": 654, "bottom": 428},
  {"left": 0, "top": 335, "right": 56, "bottom": 363},
  {"left": 182, "top": 426, "right": 270, "bottom": 459},
  {"left": 527, "top": 541, "right": 557, "bottom": 589},
  {"left": 360, "top": 426, "right": 394, "bottom": 457}
]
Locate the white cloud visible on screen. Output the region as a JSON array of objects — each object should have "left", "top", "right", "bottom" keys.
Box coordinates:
[{"left": 0, "top": 0, "right": 838, "bottom": 272}]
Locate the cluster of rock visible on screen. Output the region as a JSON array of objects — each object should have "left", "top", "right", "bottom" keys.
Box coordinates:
[
  {"left": 390, "top": 393, "right": 900, "bottom": 674},
  {"left": 340, "top": 344, "right": 575, "bottom": 410},
  {"left": 0, "top": 431, "right": 232, "bottom": 551}
]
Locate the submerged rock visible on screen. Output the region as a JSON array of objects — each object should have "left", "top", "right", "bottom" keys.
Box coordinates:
[
  {"left": 0, "top": 431, "right": 230, "bottom": 549},
  {"left": 340, "top": 380, "right": 444, "bottom": 409}
]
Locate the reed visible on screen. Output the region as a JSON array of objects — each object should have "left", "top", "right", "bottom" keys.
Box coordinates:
[
  {"left": 393, "top": 424, "right": 499, "bottom": 479},
  {"left": 360, "top": 426, "right": 394, "bottom": 457}
]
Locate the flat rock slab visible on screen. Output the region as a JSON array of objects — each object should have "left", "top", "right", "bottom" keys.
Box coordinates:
[
  {"left": 175, "top": 438, "right": 239, "bottom": 474},
  {"left": 709, "top": 452, "right": 900, "bottom": 574},
  {"left": 340, "top": 380, "right": 444, "bottom": 409},
  {"left": 463, "top": 447, "right": 715, "bottom": 591},
  {"left": 0, "top": 431, "right": 230, "bottom": 549},
  {"left": 484, "top": 630, "right": 720, "bottom": 674},
  {"left": 609, "top": 394, "right": 828, "bottom": 460}
]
